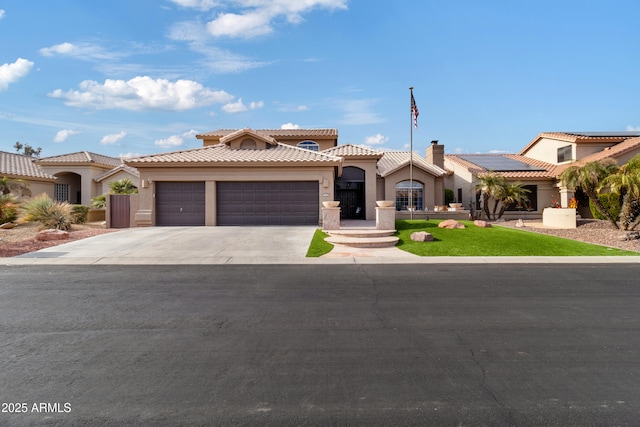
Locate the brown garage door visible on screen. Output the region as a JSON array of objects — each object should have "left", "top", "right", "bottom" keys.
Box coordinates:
[
  {"left": 155, "top": 182, "right": 205, "bottom": 226},
  {"left": 217, "top": 181, "right": 318, "bottom": 226}
]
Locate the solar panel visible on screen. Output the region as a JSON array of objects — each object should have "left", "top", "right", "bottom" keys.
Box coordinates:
[
  {"left": 458, "top": 155, "right": 546, "bottom": 172},
  {"left": 566, "top": 131, "right": 640, "bottom": 138}
]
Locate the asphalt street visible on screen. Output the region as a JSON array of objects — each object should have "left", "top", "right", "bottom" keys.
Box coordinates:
[{"left": 1, "top": 263, "right": 639, "bottom": 426}]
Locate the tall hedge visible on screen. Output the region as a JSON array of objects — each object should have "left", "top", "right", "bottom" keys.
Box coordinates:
[{"left": 590, "top": 193, "right": 621, "bottom": 221}]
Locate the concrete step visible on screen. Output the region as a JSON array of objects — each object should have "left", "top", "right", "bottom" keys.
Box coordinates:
[
  {"left": 326, "top": 229, "right": 396, "bottom": 238},
  {"left": 324, "top": 235, "right": 399, "bottom": 248}
]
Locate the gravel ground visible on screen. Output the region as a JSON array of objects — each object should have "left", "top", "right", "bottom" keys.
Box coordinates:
[
  {"left": 496, "top": 219, "right": 640, "bottom": 253},
  {"left": 0, "top": 221, "right": 117, "bottom": 257}
]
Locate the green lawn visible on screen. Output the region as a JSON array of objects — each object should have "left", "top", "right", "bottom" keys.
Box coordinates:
[
  {"left": 396, "top": 220, "right": 639, "bottom": 256},
  {"left": 306, "top": 220, "right": 639, "bottom": 257}
]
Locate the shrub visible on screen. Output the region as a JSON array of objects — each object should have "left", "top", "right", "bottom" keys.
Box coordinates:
[
  {"left": 0, "top": 193, "right": 19, "bottom": 223},
  {"left": 21, "top": 193, "right": 74, "bottom": 230},
  {"left": 71, "top": 204, "right": 89, "bottom": 224},
  {"left": 590, "top": 193, "right": 621, "bottom": 221},
  {"left": 444, "top": 189, "right": 455, "bottom": 205},
  {"left": 91, "top": 194, "right": 106, "bottom": 209}
]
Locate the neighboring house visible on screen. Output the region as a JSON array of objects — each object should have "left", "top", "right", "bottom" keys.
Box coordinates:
[
  {"left": 444, "top": 131, "right": 640, "bottom": 219},
  {"left": 0, "top": 151, "right": 56, "bottom": 198},
  {"left": 35, "top": 151, "right": 122, "bottom": 206},
  {"left": 125, "top": 128, "right": 448, "bottom": 227}
]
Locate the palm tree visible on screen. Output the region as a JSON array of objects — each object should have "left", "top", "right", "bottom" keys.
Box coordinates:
[
  {"left": 474, "top": 173, "right": 507, "bottom": 220},
  {"left": 601, "top": 154, "right": 640, "bottom": 230},
  {"left": 560, "top": 159, "right": 620, "bottom": 229},
  {"left": 497, "top": 182, "right": 530, "bottom": 219},
  {"left": 108, "top": 179, "right": 137, "bottom": 195},
  {"left": 0, "top": 176, "right": 29, "bottom": 196}
]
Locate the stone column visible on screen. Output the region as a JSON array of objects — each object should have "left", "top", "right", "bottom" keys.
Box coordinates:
[
  {"left": 376, "top": 207, "right": 395, "bottom": 230},
  {"left": 322, "top": 208, "right": 341, "bottom": 230},
  {"left": 559, "top": 186, "right": 574, "bottom": 208}
]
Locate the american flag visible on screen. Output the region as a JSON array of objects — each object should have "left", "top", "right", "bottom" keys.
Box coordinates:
[{"left": 411, "top": 92, "right": 419, "bottom": 129}]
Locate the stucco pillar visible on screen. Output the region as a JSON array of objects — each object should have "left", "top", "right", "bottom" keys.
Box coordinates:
[
  {"left": 322, "top": 208, "right": 341, "bottom": 230},
  {"left": 376, "top": 207, "right": 395, "bottom": 230},
  {"left": 559, "top": 186, "right": 574, "bottom": 208}
]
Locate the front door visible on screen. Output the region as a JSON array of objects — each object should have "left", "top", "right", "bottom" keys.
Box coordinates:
[{"left": 335, "top": 166, "right": 365, "bottom": 220}]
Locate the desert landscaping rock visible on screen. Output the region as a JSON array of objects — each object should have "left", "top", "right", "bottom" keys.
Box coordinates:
[
  {"left": 0, "top": 222, "right": 17, "bottom": 229},
  {"left": 36, "top": 229, "right": 70, "bottom": 241},
  {"left": 473, "top": 220, "right": 491, "bottom": 228},
  {"left": 438, "top": 219, "right": 465, "bottom": 229},
  {"left": 410, "top": 231, "right": 434, "bottom": 242}
]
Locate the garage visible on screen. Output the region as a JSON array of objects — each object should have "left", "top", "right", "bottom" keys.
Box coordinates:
[
  {"left": 155, "top": 182, "right": 205, "bottom": 226},
  {"left": 217, "top": 181, "right": 319, "bottom": 225}
]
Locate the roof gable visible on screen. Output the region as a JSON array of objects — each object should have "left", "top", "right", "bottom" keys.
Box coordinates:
[
  {"left": 519, "top": 131, "right": 640, "bottom": 156},
  {"left": 377, "top": 151, "right": 447, "bottom": 178},
  {"left": 322, "top": 144, "right": 384, "bottom": 159},
  {"left": 37, "top": 151, "right": 121, "bottom": 168}
]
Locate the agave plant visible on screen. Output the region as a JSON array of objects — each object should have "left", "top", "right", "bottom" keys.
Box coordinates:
[{"left": 20, "top": 193, "right": 73, "bottom": 230}]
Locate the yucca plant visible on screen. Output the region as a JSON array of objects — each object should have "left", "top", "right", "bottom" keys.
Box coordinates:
[{"left": 20, "top": 193, "right": 74, "bottom": 230}]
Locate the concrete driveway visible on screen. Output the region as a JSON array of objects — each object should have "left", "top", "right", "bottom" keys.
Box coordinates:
[{"left": 16, "top": 226, "right": 318, "bottom": 264}]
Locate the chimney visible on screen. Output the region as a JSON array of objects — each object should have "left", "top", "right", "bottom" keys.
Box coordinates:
[{"left": 425, "top": 140, "right": 444, "bottom": 169}]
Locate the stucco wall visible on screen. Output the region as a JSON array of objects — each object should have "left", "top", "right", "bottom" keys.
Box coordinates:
[
  {"left": 133, "top": 165, "right": 336, "bottom": 226},
  {"left": 523, "top": 137, "right": 574, "bottom": 164},
  {"left": 383, "top": 168, "right": 442, "bottom": 211},
  {"left": 98, "top": 171, "right": 141, "bottom": 195},
  {"left": 39, "top": 165, "right": 112, "bottom": 206}
]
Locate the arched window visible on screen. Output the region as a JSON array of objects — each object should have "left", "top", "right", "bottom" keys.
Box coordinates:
[
  {"left": 297, "top": 140, "right": 319, "bottom": 151},
  {"left": 395, "top": 181, "right": 424, "bottom": 211}
]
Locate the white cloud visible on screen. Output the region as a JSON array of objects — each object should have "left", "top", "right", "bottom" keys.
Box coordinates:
[
  {"left": 39, "top": 42, "right": 121, "bottom": 61},
  {"left": 364, "top": 133, "right": 388, "bottom": 146},
  {"left": 0, "top": 58, "right": 34, "bottom": 91},
  {"left": 169, "top": 0, "right": 219, "bottom": 11},
  {"left": 281, "top": 123, "right": 300, "bottom": 129},
  {"left": 155, "top": 129, "right": 199, "bottom": 148},
  {"left": 53, "top": 129, "right": 81, "bottom": 143},
  {"left": 48, "top": 76, "right": 233, "bottom": 111},
  {"left": 205, "top": 0, "right": 348, "bottom": 39},
  {"left": 277, "top": 104, "right": 308, "bottom": 112},
  {"left": 119, "top": 152, "right": 145, "bottom": 159},
  {"left": 101, "top": 131, "right": 127, "bottom": 145},
  {"left": 0, "top": 9, "right": 5, "bottom": 19},
  {"left": 626, "top": 125, "right": 640, "bottom": 131},
  {"left": 222, "top": 98, "right": 263, "bottom": 113},
  {"left": 337, "top": 99, "right": 384, "bottom": 125}
]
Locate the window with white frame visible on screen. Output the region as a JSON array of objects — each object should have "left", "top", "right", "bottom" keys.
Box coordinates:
[
  {"left": 297, "top": 140, "right": 319, "bottom": 151},
  {"left": 395, "top": 181, "right": 424, "bottom": 211}
]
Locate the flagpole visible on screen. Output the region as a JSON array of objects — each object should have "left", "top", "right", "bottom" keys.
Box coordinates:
[{"left": 409, "top": 86, "right": 414, "bottom": 220}]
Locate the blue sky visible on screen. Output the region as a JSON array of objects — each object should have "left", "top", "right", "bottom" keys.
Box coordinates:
[{"left": 1, "top": 0, "right": 639, "bottom": 159}]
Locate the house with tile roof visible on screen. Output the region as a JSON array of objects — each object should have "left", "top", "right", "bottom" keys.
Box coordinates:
[
  {"left": 444, "top": 131, "right": 640, "bottom": 219},
  {"left": 125, "top": 128, "right": 447, "bottom": 227},
  {"left": 35, "top": 151, "right": 123, "bottom": 206},
  {"left": 0, "top": 151, "right": 57, "bottom": 198}
]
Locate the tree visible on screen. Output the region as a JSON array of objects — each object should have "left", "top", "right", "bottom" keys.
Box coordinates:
[
  {"left": 497, "top": 182, "right": 530, "bottom": 220},
  {"left": 474, "top": 173, "right": 507, "bottom": 220},
  {"left": 14, "top": 142, "right": 42, "bottom": 157},
  {"left": 108, "top": 179, "right": 138, "bottom": 195},
  {"left": 601, "top": 154, "right": 640, "bottom": 230},
  {"left": 560, "top": 159, "right": 620, "bottom": 229},
  {"left": 0, "top": 176, "right": 29, "bottom": 196}
]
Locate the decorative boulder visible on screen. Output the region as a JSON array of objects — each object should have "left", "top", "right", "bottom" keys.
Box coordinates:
[
  {"left": 473, "top": 220, "right": 491, "bottom": 228},
  {"left": 438, "top": 219, "right": 465, "bottom": 229},
  {"left": 0, "top": 222, "right": 17, "bottom": 229},
  {"left": 36, "top": 229, "right": 70, "bottom": 241},
  {"left": 515, "top": 219, "right": 526, "bottom": 228},
  {"left": 410, "top": 231, "right": 434, "bottom": 242}
]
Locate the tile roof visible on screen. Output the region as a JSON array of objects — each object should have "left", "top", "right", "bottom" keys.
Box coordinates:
[
  {"left": 519, "top": 131, "right": 640, "bottom": 155},
  {"left": 37, "top": 151, "right": 121, "bottom": 168},
  {"left": 197, "top": 128, "right": 338, "bottom": 138},
  {"left": 126, "top": 143, "right": 343, "bottom": 165},
  {"left": 322, "top": 144, "right": 384, "bottom": 158},
  {"left": 446, "top": 154, "right": 558, "bottom": 179},
  {"left": 552, "top": 136, "right": 640, "bottom": 177},
  {"left": 0, "top": 151, "right": 57, "bottom": 180},
  {"left": 377, "top": 151, "right": 447, "bottom": 178},
  {"left": 94, "top": 163, "right": 140, "bottom": 182}
]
